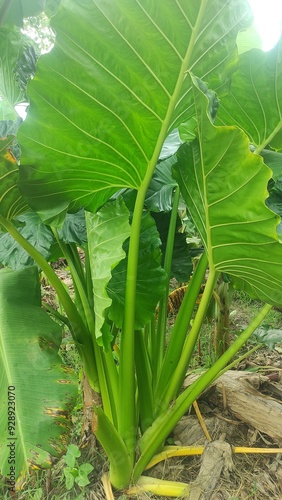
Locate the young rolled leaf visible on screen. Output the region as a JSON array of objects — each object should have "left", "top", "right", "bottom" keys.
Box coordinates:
[
  {"left": 18, "top": 0, "right": 252, "bottom": 219},
  {"left": 217, "top": 39, "right": 282, "bottom": 152},
  {"left": 0, "top": 266, "right": 77, "bottom": 483},
  {"left": 86, "top": 197, "right": 131, "bottom": 346},
  {"left": 174, "top": 75, "right": 282, "bottom": 306}
]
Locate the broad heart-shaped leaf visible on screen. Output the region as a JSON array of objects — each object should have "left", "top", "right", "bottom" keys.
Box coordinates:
[
  {"left": 86, "top": 198, "right": 131, "bottom": 346},
  {"left": 0, "top": 211, "right": 56, "bottom": 269},
  {"left": 174, "top": 75, "right": 282, "bottom": 307},
  {"left": 17, "top": 0, "right": 252, "bottom": 220},
  {"left": 107, "top": 212, "right": 166, "bottom": 329},
  {"left": 216, "top": 39, "right": 282, "bottom": 151},
  {"left": 0, "top": 136, "right": 28, "bottom": 219},
  {"left": 0, "top": 266, "right": 77, "bottom": 482}
]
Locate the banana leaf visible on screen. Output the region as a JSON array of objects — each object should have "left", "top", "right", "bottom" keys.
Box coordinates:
[{"left": 0, "top": 266, "right": 77, "bottom": 483}]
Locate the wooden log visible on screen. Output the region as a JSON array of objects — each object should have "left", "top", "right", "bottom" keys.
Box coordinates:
[
  {"left": 185, "top": 370, "right": 282, "bottom": 444},
  {"left": 188, "top": 436, "right": 233, "bottom": 500}
]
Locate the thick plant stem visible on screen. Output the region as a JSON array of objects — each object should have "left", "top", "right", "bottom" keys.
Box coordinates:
[
  {"left": 93, "top": 407, "right": 132, "bottom": 490},
  {"left": 134, "top": 303, "right": 272, "bottom": 480},
  {"left": 214, "top": 280, "right": 232, "bottom": 358},
  {"left": 254, "top": 122, "right": 282, "bottom": 155},
  {"left": 102, "top": 348, "right": 119, "bottom": 428},
  {"left": 155, "top": 252, "right": 208, "bottom": 404},
  {"left": 154, "top": 186, "right": 180, "bottom": 377},
  {"left": 54, "top": 237, "right": 116, "bottom": 422},
  {"left": 117, "top": 186, "right": 144, "bottom": 460},
  {"left": 51, "top": 233, "right": 96, "bottom": 347},
  {"left": 135, "top": 330, "right": 154, "bottom": 432},
  {"left": 51, "top": 232, "right": 87, "bottom": 319},
  {"left": 0, "top": 214, "right": 98, "bottom": 388},
  {"left": 92, "top": 340, "right": 116, "bottom": 424},
  {"left": 117, "top": 4, "right": 209, "bottom": 458},
  {"left": 84, "top": 246, "right": 94, "bottom": 309},
  {"left": 126, "top": 476, "right": 190, "bottom": 497},
  {"left": 156, "top": 266, "right": 218, "bottom": 414}
]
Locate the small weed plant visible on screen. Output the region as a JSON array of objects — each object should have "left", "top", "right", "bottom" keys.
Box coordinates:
[{"left": 62, "top": 444, "right": 93, "bottom": 493}]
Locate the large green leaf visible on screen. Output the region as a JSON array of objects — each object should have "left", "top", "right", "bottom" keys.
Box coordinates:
[
  {"left": 107, "top": 212, "right": 166, "bottom": 329},
  {"left": 0, "top": 266, "right": 77, "bottom": 482},
  {"left": 216, "top": 39, "right": 282, "bottom": 151},
  {"left": 174, "top": 76, "right": 282, "bottom": 306},
  {"left": 0, "top": 136, "right": 28, "bottom": 218},
  {"left": 18, "top": 0, "right": 252, "bottom": 219},
  {"left": 86, "top": 198, "right": 131, "bottom": 345}
]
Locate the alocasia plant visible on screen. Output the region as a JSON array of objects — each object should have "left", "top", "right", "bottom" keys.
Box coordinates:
[{"left": 1, "top": 0, "right": 282, "bottom": 496}]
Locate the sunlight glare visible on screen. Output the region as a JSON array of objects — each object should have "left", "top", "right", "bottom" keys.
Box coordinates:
[{"left": 248, "top": 0, "right": 282, "bottom": 50}]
